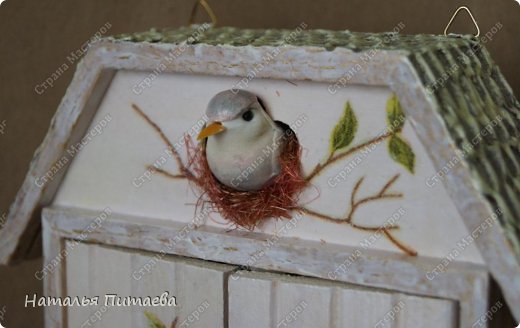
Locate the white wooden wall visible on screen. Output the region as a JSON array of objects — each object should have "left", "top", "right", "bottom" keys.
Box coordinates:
[
  {"left": 53, "top": 70, "right": 485, "bottom": 264},
  {"left": 65, "top": 242, "right": 458, "bottom": 328},
  {"left": 228, "top": 271, "right": 458, "bottom": 328},
  {"left": 66, "top": 242, "right": 233, "bottom": 327}
]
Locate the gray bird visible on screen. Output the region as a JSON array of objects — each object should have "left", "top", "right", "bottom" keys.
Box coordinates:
[{"left": 197, "top": 90, "right": 287, "bottom": 191}]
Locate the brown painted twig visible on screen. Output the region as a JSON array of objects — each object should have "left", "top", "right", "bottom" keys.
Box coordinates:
[
  {"left": 132, "top": 103, "right": 196, "bottom": 181},
  {"left": 298, "top": 174, "right": 417, "bottom": 256},
  {"left": 383, "top": 230, "right": 417, "bottom": 256},
  {"left": 147, "top": 165, "right": 185, "bottom": 180},
  {"left": 306, "top": 131, "right": 393, "bottom": 181},
  {"left": 298, "top": 207, "right": 399, "bottom": 231},
  {"left": 345, "top": 174, "right": 403, "bottom": 223}
]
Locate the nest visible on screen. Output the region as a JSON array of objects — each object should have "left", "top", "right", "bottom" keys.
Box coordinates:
[{"left": 186, "top": 134, "right": 308, "bottom": 230}]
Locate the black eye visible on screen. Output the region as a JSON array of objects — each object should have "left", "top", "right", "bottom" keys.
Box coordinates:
[{"left": 242, "top": 110, "right": 254, "bottom": 121}]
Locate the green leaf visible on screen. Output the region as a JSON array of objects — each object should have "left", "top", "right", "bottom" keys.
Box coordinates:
[
  {"left": 386, "top": 93, "right": 405, "bottom": 132},
  {"left": 145, "top": 311, "right": 167, "bottom": 328},
  {"left": 330, "top": 101, "right": 358, "bottom": 153},
  {"left": 388, "top": 135, "right": 415, "bottom": 173}
]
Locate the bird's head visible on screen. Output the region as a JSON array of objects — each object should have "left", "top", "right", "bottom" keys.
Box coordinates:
[{"left": 197, "top": 89, "right": 275, "bottom": 142}]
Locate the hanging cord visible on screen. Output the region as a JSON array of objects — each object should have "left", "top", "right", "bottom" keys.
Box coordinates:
[
  {"left": 189, "top": 0, "right": 218, "bottom": 26},
  {"left": 444, "top": 6, "right": 480, "bottom": 37}
]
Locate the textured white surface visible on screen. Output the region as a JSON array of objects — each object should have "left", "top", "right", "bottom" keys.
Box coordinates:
[
  {"left": 228, "top": 271, "right": 458, "bottom": 328},
  {"left": 53, "top": 70, "right": 483, "bottom": 263},
  {"left": 43, "top": 207, "right": 490, "bottom": 327},
  {"left": 66, "top": 242, "right": 233, "bottom": 328}
]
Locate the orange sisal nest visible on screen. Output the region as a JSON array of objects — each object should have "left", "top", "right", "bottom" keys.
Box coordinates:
[{"left": 185, "top": 133, "right": 308, "bottom": 230}]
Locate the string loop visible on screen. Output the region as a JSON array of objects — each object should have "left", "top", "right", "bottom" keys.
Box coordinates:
[
  {"left": 444, "top": 6, "right": 480, "bottom": 37},
  {"left": 189, "top": 0, "right": 218, "bottom": 26}
]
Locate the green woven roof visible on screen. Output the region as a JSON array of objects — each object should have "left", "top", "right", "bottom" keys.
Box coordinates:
[
  {"left": 113, "top": 25, "right": 476, "bottom": 51},
  {"left": 113, "top": 26, "right": 520, "bottom": 259},
  {"left": 408, "top": 39, "right": 520, "bottom": 259}
]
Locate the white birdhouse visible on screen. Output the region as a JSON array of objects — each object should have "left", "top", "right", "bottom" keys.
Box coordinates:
[{"left": 1, "top": 25, "right": 519, "bottom": 327}]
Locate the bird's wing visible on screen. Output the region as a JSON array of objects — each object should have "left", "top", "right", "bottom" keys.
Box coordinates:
[
  {"left": 275, "top": 120, "right": 300, "bottom": 156},
  {"left": 274, "top": 120, "right": 292, "bottom": 133}
]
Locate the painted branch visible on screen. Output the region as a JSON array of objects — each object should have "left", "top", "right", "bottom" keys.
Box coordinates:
[
  {"left": 132, "top": 103, "right": 195, "bottom": 180},
  {"left": 383, "top": 230, "right": 418, "bottom": 256},
  {"left": 147, "top": 165, "right": 186, "bottom": 180},
  {"left": 346, "top": 174, "right": 402, "bottom": 223},
  {"left": 297, "top": 174, "right": 417, "bottom": 255},
  {"left": 300, "top": 206, "right": 416, "bottom": 256},
  {"left": 297, "top": 207, "right": 399, "bottom": 231},
  {"left": 306, "top": 131, "right": 393, "bottom": 181}
]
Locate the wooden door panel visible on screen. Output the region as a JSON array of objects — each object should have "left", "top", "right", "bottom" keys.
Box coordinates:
[{"left": 228, "top": 271, "right": 458, "bottom": 328}]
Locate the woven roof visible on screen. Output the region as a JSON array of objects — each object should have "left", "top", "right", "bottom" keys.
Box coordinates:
[
  {"left": 114, "top": 25, "right": 473, "bottom": 51},
  {"left": 113, "top": 26, "right": 520, "bottom": 260},
  {"left": 409, "top": 39, "right": 520, "bottom": 259}
]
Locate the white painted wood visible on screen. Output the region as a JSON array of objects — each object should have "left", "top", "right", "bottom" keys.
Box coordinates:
[
  {"left": 130, "top": 251, "right": 179, "bottom": 327},
  {"left": 42, "top": 207, "right": 489, "bottom": 327},
  {"left": 0, "top": 65, "right": 114, "bottom": 264},
  {"left": 171, "top": 257, "right": 233, "bottom": 327},
  {"left": 228, "top": 274, "right": 272, "bottom": 328},
  {"left": 49, "top": 69, "right": 484, "bottom": 265},
  {"left": 338, "top": 288, "right": 396, "bottom": 327},
  {"left": 228, "top": 271, "right": 458, "bottom": 328},
  {"left": 397, "top": 294, "right": 458, "bottom": 328},
  {"left": 42, "top": 213, "right": 67, "bottom": 328},
  {"left": 65, "top": 241, "right": 92, "bottom": 326},
  {"left": 63, "top": 242, "right": 234, "bottom": 328},
  {"left": 88, "top": 243, "right": 134, "bottom": 327}
]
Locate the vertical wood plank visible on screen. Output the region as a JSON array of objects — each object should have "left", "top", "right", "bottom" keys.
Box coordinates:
[
  {"left": 42, "top": 217, "right": 67, "bottom": 328},
  {"left": 89, "top": 243, "right": 134, "bottom": 328},
  {"left": 174, "top": 258, "right": 231, "bottom": 328},
  {"left": 129, "top": 252, "right": 178, "bottom": 328},
  {"left": 338, "top": 288, "right": 396, "bottom": 327},
  {"left": 276, "top": 278, "right": 330, "bottom": 327},
  {"left": 229, "top": 273, "right": 272, "bottom": 328},
  {"left": 65, "top": 242, "right": 92, "bottom": 327},
  {"left": 396, "top": 294, "right": 458, "bottom": 328}
]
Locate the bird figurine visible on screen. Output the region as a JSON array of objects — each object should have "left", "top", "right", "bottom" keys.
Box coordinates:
[
  {"left": 194, "top": 89, "right": 307, "bottom": 228},
  {"left": 198, "top": 89, "right": 286, "bottom": 191}
]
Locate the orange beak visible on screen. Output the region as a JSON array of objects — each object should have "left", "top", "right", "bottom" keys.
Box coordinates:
[{"left": 197, "top": 122, "right": 226, "bottom": 140}]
